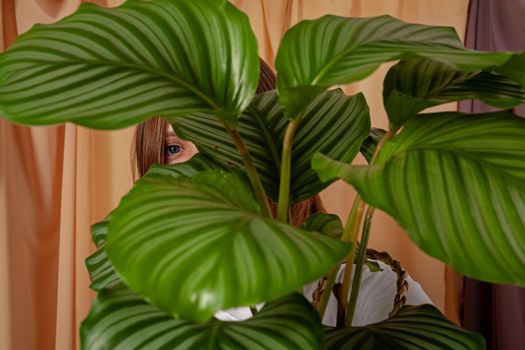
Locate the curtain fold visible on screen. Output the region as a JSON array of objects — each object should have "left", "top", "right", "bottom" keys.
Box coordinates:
[{"left": 0, "top": 1, "right": 469, "bottom": 349}]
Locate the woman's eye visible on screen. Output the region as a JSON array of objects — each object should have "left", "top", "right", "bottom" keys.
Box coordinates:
[{"left": 166, "top": 144, "right": 182, "bottom": 155}]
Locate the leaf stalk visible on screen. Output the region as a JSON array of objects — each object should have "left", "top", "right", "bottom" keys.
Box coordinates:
[
  {"left": 345, "top": 206, "right": 375, "bottom": 326},
  {"left": 316, "top": 194, "right": 364, "bottom": 320},
  {"left": 339, "top": 197, "right": 366, "bottom": 310},
  {"left": 343, "top": 128, "right": 395, "bottom": 325},
  {"left": 277, "top": 119, "right": 300, "bottom": 222},
  {"left": 226, "top": 125, "right": 272, "bottom": 217}
]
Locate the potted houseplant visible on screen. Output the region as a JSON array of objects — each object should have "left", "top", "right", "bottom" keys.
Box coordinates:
[{"left": 1, "top": 0, "right": 524, "bottom": 348}]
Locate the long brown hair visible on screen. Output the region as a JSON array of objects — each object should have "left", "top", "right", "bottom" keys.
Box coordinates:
[{"left": 132, "top": 58, "right": 325, "bottom": 226}]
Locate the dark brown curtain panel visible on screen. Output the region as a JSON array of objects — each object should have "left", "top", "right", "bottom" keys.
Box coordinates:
[{"left": 459, "top": 0, "right": 525, "bottom": 349}]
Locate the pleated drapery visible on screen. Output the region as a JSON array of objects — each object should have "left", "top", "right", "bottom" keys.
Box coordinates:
[
  {"left": 1, "top": 3, "right": 135, "bottom": 348},
  {"left": 0, "top": 1, "right": 470, "bottom": 349}
]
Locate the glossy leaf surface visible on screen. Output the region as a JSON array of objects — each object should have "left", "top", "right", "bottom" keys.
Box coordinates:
[
  {"left": 145, "top": 153, "right": 225, "bottom": 180},
  {"left": 106, "top": 169, "right": 351, "bottom": 322},
  {"left": 81, "top": 287, "right": 324, "bottom": 350},
  {"left": 86, "top": 220, "right": 121, "bottom": 291},
  {"left": 0, "top": 0, "right": 258, "bottom": 129},
  {"left": 172, "top": 89, "right": 370, "bottom": 201},
  {"left": 384, "top": 58, "right": 525, "bottom": 128},
  {"left": 360, "top": 128, "right": 386, "bottom": 164},
  {"left": 85, "top": 155, "right": 221, "bottom": 291},
  {"left": 313, "top": 112, "right": 525, "bottom": 285},
  {"left": 276, "top": 15, "right": 525, "bottom": 117},
  {"left": 325, "top": 304, "right": 484, "bottom": 349},
  {"left": 302, "top": 213, "right": 343, "bottom": 238}
]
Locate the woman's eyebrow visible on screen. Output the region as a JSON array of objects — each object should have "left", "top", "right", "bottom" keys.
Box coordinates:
[{"left": 166, "top": 131, "right": 177, "bottom": 137}]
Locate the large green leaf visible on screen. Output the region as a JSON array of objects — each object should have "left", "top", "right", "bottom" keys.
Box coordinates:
[
  {"left": 144, "top": 153, "right": 225, "bottom": 181},
  {"left": 172, "top": 89, "right": 370, "bottom": 201},
  {"left": 85, "top": 155, "right": 221, "bottom": 291},
  {"left": 313, "top": 111, "right": 525, "bottom": 285},
  {"left": 106, "top": 168, "right": 351, "bottom": 322},
  {"left": 275, "top": 15, "right": 525, "bottom": 118},
  {"left": 324, "top": 304, "right": 484, "bottom": 350},
  {"left": 81, "top": 287, "right": 324, "bottom": 350},
  {"left": 384, "top": 58, "right": 525, "bottom": 128},
  {"left": 0, "top": 0, "right": 258, "bottom": 129}
]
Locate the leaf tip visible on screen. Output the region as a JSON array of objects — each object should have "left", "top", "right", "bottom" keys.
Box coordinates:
[{"left": 311, "top": 153, "right": 337, "bottom": 183}]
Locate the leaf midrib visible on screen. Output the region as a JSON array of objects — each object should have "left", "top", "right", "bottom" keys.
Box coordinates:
[
  {"left": 247, "top": 105, "right": 282, "bottom": 175},
  {"left": 386, "top": 144, "right": 525, "bottom": 189},
  {"left": 311, "top": 42, "right": 464, "bottom": 86},
  {"left": 394, "top": 74, "right": 525, "bottom": 101},
  {"left": 12, "top": 58, "right": 221, "bottom": 110}
]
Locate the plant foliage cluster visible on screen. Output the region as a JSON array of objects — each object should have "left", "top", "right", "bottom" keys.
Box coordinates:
[{"left": 1, "top": 0, "right": 524, "bottom": 348}]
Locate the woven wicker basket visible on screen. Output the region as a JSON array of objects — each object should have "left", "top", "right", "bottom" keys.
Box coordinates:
[{"left": 311, "top": 248, "right": 408, "bottom": 326}]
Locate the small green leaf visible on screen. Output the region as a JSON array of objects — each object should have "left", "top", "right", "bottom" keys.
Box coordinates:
[
  {"left": 384, "top": 58, "right": 525, "bottom": 128},
  {"left": 81, "top": 287, "right": 325, "bottom": 350},
  {"left": 146, "top": 153, "right": 225, "bottom": 180},
  {"left": 86, "top": 220, "right": 122, "bottom": 291},
  {"left": 302, "top": 213, "right": 344, "bottom": 238},
  {"left": 86, "top": 248, "right": 121, "bottom": 291},
  {"left": 0, "top": 0, "right": 258, "bottom": 129},
  {"left": 106, "top": 168, "right": 351, "bottom": 322},
  {"left": 313, "top": 111, "right": 525, "bottom": 286},
  {"left": 364, "top": 260, "right": 382, "bottom": 273},
  {"left": 360, "top": 128, "right": 387, "bottom": 164},
  {"left": 172, "top": 89, "right": 370, "bottom": 201},
  {"left": 276, "top": 15, "right": 524, "bottom": 118},
  {"left": 324, "top": 304, "right": 484, "bottom": 349},
  {"left": 91, "top": 220, "right": 109, "bottom": 248}
]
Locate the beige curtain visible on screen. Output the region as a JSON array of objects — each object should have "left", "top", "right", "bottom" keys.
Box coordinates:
[{"left": 0, "top": 1, "right": 469, "bottom": 349}]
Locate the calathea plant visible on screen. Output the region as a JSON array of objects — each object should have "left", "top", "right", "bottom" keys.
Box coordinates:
[{"left": 1, "top": 0, "right": 524, "bottom": 348}]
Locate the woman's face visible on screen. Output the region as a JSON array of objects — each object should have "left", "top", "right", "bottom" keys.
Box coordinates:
[{"left": 164, "top": 124, "right": 199, "bottom": 164}]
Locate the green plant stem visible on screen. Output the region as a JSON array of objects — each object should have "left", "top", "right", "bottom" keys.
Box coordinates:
[
  {"left": 339, "top": 197, "right": 366, "bottom": 310},
  {"left": 226, "top": 125, "right": 272, "bottom": 218},
  {"left": 317, "top": 195, "right": 363, "bottom": 319},
  {"left": 343, "top": 128, "right": 395, "bottom": 326},
  {"left": 345, "top": 206, "right": 375, "bottom": 326},
  {"left": 277, "top": 119, "right": 299, "bottom": 222},
  {"left": 317, "top": 127, "right": 397, "bottom": 319}
]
